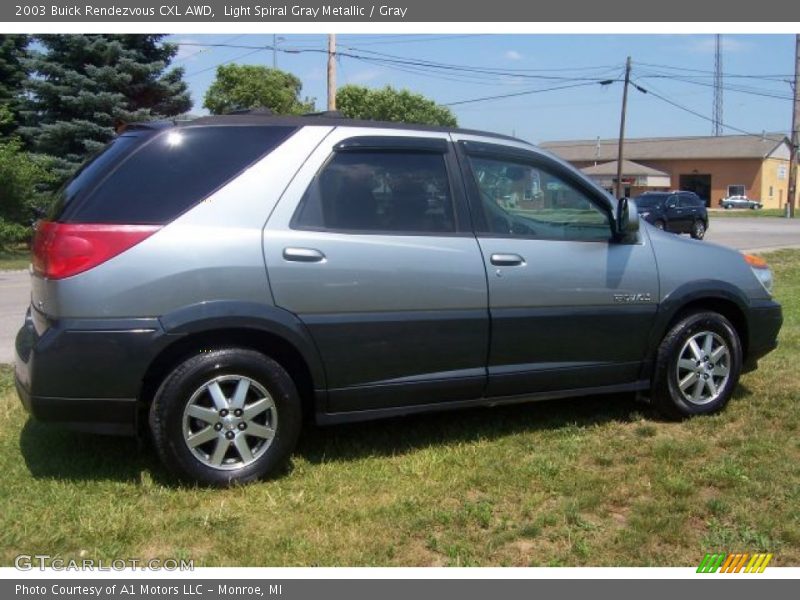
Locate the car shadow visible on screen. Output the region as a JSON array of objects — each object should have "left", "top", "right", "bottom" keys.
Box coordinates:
[
  {"left": 20, "top": 386, "right": 750, "bottom": 484},
  {"left": 295, "top": 392, "right": 651, "bottom": 466}
]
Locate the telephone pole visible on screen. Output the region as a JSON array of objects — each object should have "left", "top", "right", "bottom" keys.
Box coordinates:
[
  {"left": 788, "top": 34, "right": 799, "bottom": 218},
  {"left": 615, "top": 56, "right": 632, "bottom": 199},
  {"left": 327, "top": 34, "right": 337, "bottom": 111}
]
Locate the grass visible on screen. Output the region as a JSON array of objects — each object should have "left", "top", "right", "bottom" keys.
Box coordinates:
[
  {"left": 709, "top": 208, "right": 786, "bottom": 218},
  {"left": 0, "top": 251, "right": 798, "bottom": 567},
  {"left": 0, "top": 246, "right": 30, "bottom": 271}
]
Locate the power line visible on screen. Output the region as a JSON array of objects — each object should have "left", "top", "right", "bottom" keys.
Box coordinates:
[
  {"left": 444, "top": 81, "right": 608, "bottom": 106},
  {"left": 633, "top": 81, "right": 786, "bottom": 142}
]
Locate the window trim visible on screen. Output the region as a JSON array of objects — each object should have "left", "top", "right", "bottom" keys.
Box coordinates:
[
  {"left": 455, "top": 140, "right": 616, "bottom": 242},
  {"left": 290, "top": 140, "right": 471, "bottom": 237}
]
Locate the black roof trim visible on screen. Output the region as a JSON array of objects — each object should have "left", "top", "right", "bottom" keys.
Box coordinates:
[{"left": 182, "top": 114, "right": 525, "bottom": 144}]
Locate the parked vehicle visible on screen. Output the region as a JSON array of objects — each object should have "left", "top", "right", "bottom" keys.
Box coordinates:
[
  {"left": 15, "top": 115, "right": 782, "bottom": 486},
  {"left": 633, "top": 191, "right": 709, "bottom": 239},
  {"left": 719, "top": 195, "right": 763, "bottom": 210}
]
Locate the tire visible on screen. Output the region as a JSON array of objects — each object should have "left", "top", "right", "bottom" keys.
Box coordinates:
[
  {"left": 724, "top": 204, "right": 732, "bottom": 210},
  {"left": 150, "top": 348, "right": 302, "bottom": 486},
  {"left": 651, "top": 311, "right": 742, "bottom": 420},
  {"left": 690, "top": 220, "right": 706, "bottom": 240},
  {"left": 654, "top": 220, "right": 665, "bottom": 231}
]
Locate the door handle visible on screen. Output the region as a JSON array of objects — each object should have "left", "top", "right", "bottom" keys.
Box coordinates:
[
  {"left": 490, "top": 253, "right": 526, "bottom": 267},
  {"left": 283, "top": 247, "right": 326, "bottom": 263}
]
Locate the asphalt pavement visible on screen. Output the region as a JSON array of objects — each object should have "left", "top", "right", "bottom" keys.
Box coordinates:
[{"left": 0, "top": 216, "right": 798, "bottom": 364}]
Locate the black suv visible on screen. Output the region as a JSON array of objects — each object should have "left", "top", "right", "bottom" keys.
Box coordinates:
[{"left": 633, "top": 191, "right": 709, "bottom": 240}]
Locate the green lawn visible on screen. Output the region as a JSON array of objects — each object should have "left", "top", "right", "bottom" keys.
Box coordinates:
[
  {"left": 709, "top": 208, "right": 786, "bottom": 218},
  {"left": 0, "top": 246, "right": 30, "bottom": 271},
  {"left": 0, "top": 251, "right": 798, "bottom": 567}
]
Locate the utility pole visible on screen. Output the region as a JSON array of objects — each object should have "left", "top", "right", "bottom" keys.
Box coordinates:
[
  {"left": 713, "top": 34, "right": 723, "bottom": 136},
  {"left": 615, "top": 56, "right": 632, "bottom": 199},
  {"left": 327, "top": 34, "right": 337, "bottom": 111},
  {"left": 788, "top": 34, "right": 799, "bottom": 218}
]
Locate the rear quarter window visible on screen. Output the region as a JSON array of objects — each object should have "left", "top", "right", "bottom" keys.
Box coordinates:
[{"left": 55, "top": 125, "right": 297, "bottom": 224}]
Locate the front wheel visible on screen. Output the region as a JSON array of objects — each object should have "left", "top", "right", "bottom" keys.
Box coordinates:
[
  {"left": 150, "top": 348, "right": 302, "bottom": 486},
  {"left": 651, "top": 311, "right": 742, "bottom": 420},
  {"left": 691, "top": 220, "right": 706, "bottom": 239}
]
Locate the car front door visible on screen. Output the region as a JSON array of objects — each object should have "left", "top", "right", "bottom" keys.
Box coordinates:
[
  {"left": 454, "top": 136, "right": 659, "bottom": 398},
  {"left": 263, "top": 129, "right": 489, "bottom": 415},
  {"left": 664, "top": 193, "right": 686, "bottom": 232}
]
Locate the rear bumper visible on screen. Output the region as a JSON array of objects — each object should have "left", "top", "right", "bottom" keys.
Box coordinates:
[
  {"left": 15, "top": 307, "right": 171, "bottom": 436},
  {"left": 743, "top": 299, "right": 783, "bottom": 371}
]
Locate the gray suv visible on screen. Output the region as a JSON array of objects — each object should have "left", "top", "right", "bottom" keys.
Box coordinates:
[{"left": 15, "top": 115, "right": 782, "bottom": 486}]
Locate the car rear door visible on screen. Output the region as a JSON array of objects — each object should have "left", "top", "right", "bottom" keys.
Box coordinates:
[
  {"left": 263, "top": 128, "right": 489, "bottom": 415},
  {"left": 453, "top": 135, "right": 659, "bottom": 398}
]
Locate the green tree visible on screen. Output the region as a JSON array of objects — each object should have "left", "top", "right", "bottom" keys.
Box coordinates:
[
  {"left": 0, "top": 137, "right": 53, "bottom": 248},
  {"left": 203, "top": 64, "right": 315, "bottom": 115},
  {"left": 0, "top": 34, "right": 30, "bottom": 136},
  {"left": 336, "top": 85, "right": 457, "bottom": 127},
  {"left": 21, "top": 34, "right": 191, "bottom": 183}
]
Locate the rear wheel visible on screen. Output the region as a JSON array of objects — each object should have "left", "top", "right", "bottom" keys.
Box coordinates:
[
  {"left": 654, "top": 220, "right": 665, "bottom": 231},
  {"left": 691, "top": 220, "right": 706, "bottom": 239},
  {"left": 651, "top": 311, "right": 742, "bottom": 420},
  {"left": 150, "top": 348, "right": 302, "bottom": 486}
]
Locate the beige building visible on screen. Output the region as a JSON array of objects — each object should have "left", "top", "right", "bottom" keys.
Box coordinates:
[{"left": 541, "top": 133, "right": 796, "bottom": 209}]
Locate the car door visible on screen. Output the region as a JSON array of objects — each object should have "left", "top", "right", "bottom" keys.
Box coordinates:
[
  {"left": 263, "top": 128, "right": 489, "bottom": 414},
  {"left": 678, "top": 192, "right": 699, "bottom": 230},
  {"left": 453, "top": 136, "right": 659, "bottom": 398},
  {"left": 664, "top": 193, "right": 685, "bottom": 232}
]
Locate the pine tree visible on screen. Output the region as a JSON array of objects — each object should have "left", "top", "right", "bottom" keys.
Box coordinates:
[
  {"left": 0, "top": 34, "right": 30, "bottom": 136},
  {"left": 22, "top": 34, "right": 191, "bottom": 182}
]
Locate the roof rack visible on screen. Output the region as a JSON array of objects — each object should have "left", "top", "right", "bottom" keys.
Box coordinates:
[
  {"left": 303, "top": 110, "right": 346, "bottom": 118},
  {"left": 225, "top": 107, "right": 274, "bottom": 116}
]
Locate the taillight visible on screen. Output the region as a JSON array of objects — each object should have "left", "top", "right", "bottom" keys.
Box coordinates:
[{"left": 32, "top": 221, "right": 160, "bottom": 279}]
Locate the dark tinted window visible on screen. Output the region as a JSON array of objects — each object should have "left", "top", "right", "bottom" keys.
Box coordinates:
[
  {"left": 679, "top": 193, "right": 701, "bottom": 207},
  {"left": 293, "top": 151, "right": 455, "bottom": 233},
  {"left": 56, "top": 125, "right": 296, "bottom": 224},
  {"left": 632, "top": 193, "right": 667, "bottom": 208}
]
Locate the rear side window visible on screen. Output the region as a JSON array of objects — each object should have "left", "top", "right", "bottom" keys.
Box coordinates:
[
  {"left": 55, "top": 125, "right": 296, "bottom": 224},
  {"left": 293, "top": 150, "right": 456, "bottom": 233}
]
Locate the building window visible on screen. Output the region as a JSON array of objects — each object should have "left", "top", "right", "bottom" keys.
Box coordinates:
[{"left": 769, "top": 186, "right": 774, "bottom": 197}]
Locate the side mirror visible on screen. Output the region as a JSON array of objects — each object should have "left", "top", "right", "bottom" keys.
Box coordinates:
[{"left": 616, "top": 197, "right": 639, "bottom": 241}]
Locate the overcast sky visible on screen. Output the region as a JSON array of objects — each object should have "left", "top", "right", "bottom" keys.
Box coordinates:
[{"left": 165, "top": 34, "right": 797, "bottom": 144}]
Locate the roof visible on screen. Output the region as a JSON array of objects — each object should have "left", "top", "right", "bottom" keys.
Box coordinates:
[
  {"left": 541, "top": 133, "right": 790, "bottom": 162},
  {"left": 176, "top": 113, "right": 525, "bottom": 144},
  {"left": 581, "top": 159, "right": 669, "bottom": 177}
]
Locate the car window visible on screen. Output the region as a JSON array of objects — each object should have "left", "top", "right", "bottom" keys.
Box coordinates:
[
  {"left": 633, "top": 194, "right": 666, "bottom": 209},
  {"left": 666, "top": 194, "right": 679, "bottom": 208},
  {"left": 293, "top": 150, "right": 455, "bottom": 234},
  {"left": 467, "top": 155, "right": 610, "bottom": 241},
  {"left": 678, "top": 194, "right": 695, "bottom": 207},
  {"left": 54, "top": 126, "right": 297, "bottom": 224}
]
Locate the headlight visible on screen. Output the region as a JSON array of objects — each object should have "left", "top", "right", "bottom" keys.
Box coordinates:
[{"left": 744, "top": 253, "right": 774, "bottom": 295}]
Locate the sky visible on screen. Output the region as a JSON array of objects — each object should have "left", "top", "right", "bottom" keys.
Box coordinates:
[{"left": 164, "top": 34, "right": 797, "bottom": 144}]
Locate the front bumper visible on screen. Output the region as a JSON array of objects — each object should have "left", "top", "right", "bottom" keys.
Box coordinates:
[
  {"left": 15, "top": 307, "right": 171, "bottom": 436},
  {"left": 743, "top": 299, "right": 783, "bottom": 371}
]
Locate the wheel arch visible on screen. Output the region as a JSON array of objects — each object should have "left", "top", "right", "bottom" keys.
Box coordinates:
[
  {"left": 139, "top": 302, "right": 327, "bottom": 430},
  {"left": 645, "top": 283, "right": 750, "bottom": 375}
]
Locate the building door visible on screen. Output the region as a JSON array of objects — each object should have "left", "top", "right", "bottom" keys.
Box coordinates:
[{"left": 679, "top": 174, "right": 712, "bottom": 206}]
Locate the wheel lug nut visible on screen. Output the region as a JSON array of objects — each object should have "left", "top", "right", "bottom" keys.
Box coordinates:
[
  {"left": 219, "top": 409, "right": 229, "bottom": 417},
  {"left": 225, "top": 431, "right": 235, "bottom": 440},
  {"left": 238, "top": 422, "right": 247, "bottom": 430},
  {"left": 234, "top": 409, "right": 243, "bottom": 417},
  {"left": 214, "top": 423, "right": 223, "bottom": 431}
]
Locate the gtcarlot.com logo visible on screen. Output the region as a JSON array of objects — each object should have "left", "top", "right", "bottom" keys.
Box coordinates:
[
  {"left": 697, "top": 553, "right": 773, "bottom": 573},
  {"left": 14, "top": 554, "right": 194, "bottom": 571}
]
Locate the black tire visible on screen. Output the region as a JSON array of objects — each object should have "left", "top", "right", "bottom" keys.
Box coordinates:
[
  {"left": 150, "top": 348, "right": 302, "bottom": 486},
  {"left": 690, "top": 220, "right": 706, "bottom": 240},
  {"left": 654, "top": 220, "right": 665, "bottom": 231},
  {"left": 651, "top": 311, "right": 742, "bottom": 420},
  {"left": 724, "top": 204, "right": 732, "bottom": 210}
]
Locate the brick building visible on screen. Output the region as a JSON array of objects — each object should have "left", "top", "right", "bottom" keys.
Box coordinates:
[{"left": 541, "top": 133, "right": 795, "bottom": 209}]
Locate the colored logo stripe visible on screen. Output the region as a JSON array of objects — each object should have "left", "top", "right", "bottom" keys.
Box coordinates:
[{"left": 697, "top": 553, "right": 773, "bottom": 573}]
